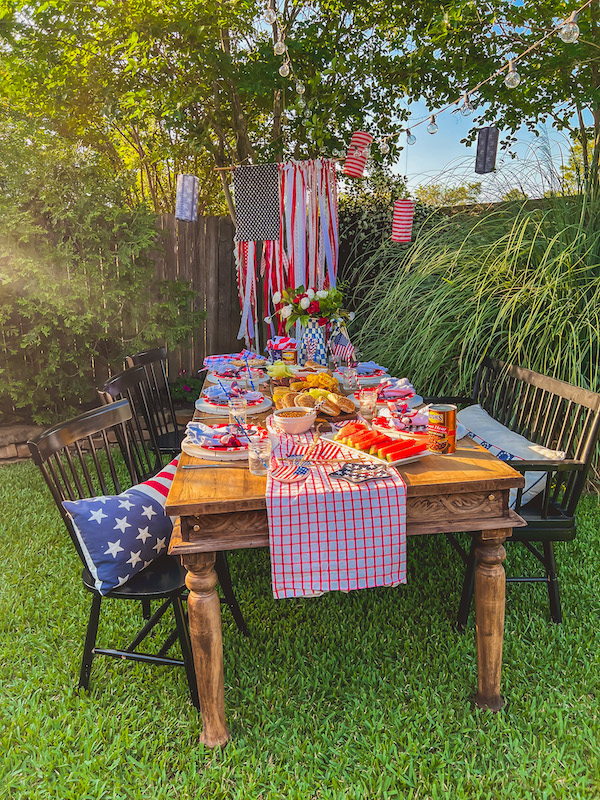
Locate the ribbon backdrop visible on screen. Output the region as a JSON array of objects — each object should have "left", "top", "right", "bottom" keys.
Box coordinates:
[{"left": 235, "top": 158, "right": 339, "bottom": 347}]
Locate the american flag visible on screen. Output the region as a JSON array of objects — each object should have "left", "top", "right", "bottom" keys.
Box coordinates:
[{"left": 329, "top": 324, "right": 355, "bottom": 363}]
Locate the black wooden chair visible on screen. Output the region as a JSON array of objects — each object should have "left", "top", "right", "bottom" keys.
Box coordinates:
[
  {"left": 98, "top": 365, "right": 164, "bottom": 478},
  {"left": 99, "top": 368, "right": 249, "bottom": 637},
  {"left": 125, "top": 347, "right": 184, "bottom": 456},
  {"left": 426, "top": 356, "right": 600, "bottom": 627},
  {"left": 27, "top": 400, "right": 200, "bottom": 707}
]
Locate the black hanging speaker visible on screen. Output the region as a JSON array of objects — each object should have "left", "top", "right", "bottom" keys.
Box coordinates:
[{"left": 475, "top": 127, "right": 499, "bottom": 174}]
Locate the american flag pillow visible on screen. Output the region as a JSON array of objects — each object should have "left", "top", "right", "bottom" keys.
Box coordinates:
[{"left": 63, "top": 458, "right": 179, "bottom": 596}]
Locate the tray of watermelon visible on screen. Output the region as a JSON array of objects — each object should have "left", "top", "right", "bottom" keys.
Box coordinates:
[{"left": 321, "top": 421, "right": 429, "bottom": 467}]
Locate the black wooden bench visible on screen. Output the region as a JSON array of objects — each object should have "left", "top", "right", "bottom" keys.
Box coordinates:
[{"left": 427, "top": 355, "right": 600, "bottom": 626}]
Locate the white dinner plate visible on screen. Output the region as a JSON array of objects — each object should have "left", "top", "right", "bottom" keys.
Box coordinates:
[
  {"left": 194, "top": 396, "right": 273, "bottom": 416},
  {"left": 206, "top": 372, "right": 269, "bottom": 385}
]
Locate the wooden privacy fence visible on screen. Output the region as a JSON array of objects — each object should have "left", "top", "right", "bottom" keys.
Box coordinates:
[{"left": 156, "top": 215, "right": 241, "bottom": 377}]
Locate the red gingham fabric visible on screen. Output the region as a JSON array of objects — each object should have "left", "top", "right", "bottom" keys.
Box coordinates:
[
  {"left": 266, "top": 423, "right": 407, "bottom": 599},
  {"left": 391, "top": 200, "right": 415, "bottom": 242}
]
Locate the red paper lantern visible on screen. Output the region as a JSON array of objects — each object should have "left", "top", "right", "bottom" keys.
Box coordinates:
[
  {"left": 391, "top": 199, "right": 415, "bottom": 242},
  {"left": 343, "top": 132, "right": 373, "bottom": 178}
]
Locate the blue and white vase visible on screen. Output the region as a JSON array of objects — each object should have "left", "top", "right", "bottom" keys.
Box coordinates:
[{"left": 298, "top": 318, "right": 328, "bottom": 366}]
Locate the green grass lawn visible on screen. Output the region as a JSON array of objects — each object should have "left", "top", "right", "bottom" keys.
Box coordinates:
[{"left": 1, "top": 459, "right": 600, "bottom": 799}]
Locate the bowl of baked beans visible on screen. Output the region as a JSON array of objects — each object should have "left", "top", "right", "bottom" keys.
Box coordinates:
[{"left": 272, "top": 406, "right": 317, "bottom": 434}]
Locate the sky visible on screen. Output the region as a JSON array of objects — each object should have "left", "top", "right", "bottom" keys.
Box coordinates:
[{"left": 398, "top": 99, "right": 576, "bottom": 200}]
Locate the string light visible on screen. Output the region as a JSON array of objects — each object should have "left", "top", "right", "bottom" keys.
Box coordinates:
[
  {"left": 427, "top": 115, "right": 438, "bottom": 134},
  {"left": 264, "top": 7, "right": 277, "bottom": 24},
  {"left": 558, "top": 11, "right": 580, "bottom": 42},
  {"left": 460, "top": 93, "right": 474, "bottom": 116},
  {"left": 274, "top": 39, "right": 285, "bottom": 55},
  {"left": 406, "top": 130, "right": 416, "bottom": 145},
  {"left": 295, "top": 81, "right": 305, "bottom": 95},
  {"left": 379, "top": 140, "right": 390, "bottom": 154},
  {"left": 279, "top": 62, "right": 290, "bottom": 77},
  {"left": 504, "top": 60, "right": 521, "bottom": 88}
]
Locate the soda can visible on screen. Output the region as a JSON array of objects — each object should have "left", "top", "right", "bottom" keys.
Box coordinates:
[{"left": 428, "top": 404, "right": 457, "bottom": 454}]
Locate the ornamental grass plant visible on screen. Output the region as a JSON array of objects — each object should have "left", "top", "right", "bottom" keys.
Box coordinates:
[{"left": 350, "top": 192, "right": 600, "bottom": 400}]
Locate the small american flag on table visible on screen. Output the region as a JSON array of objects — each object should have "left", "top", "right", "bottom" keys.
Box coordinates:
[{"left": 329, "top": 323, "right": 355, "bottom": 363}]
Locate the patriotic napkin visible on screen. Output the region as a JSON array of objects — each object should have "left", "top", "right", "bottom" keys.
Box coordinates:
[
  {"left": 355, "top": 360, "right": 388, "bottom": 376},
  {"left": 378, "top": 377, "right": 416, "bottom": 400},
  {"left": 267, "top": 336, "right": 297, "bottom": 351},
  {"left": 202, "top": 383, "right": 263, "bottom": 404},
  {"left": 265, "top": 421, "right": 407, "bottom": 599},
  {"left": 185, "top": 422, "right": 239, "bottom": 448},
  {"left": 203, "top": 350, "right": 258, "bottom": 368}
]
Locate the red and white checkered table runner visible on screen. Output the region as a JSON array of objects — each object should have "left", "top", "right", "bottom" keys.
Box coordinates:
[{"left": 266, "top": 422, "right": 407, "bottom": 599}]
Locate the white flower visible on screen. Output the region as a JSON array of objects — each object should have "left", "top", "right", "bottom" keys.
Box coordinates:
[
  {"left": 316, "top": 289, "right": 329, "bottom": 299},
  {"left": 264, "top": 316, "right": 272, "bottom": 324},
  {"left": 306, "top": 288, "right": 315, "bottom": 299},
  {"left": 272, "top": 291, "right": 282, "bottom": 304},
  {"left": 299, "top": 297, "right": 311, "bottom": 310},
  {"left": 348, "top": 311, "right": 355, "bottom": 321},
  {"left": 280, "top": 304, "right": 293, "bottom": 319}
]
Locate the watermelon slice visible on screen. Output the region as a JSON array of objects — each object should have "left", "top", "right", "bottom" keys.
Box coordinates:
[
  {"left": 353, "top": 432, "right": 382, "bottom": 451},
  {"left": 377, "top": 439, "right": 413, "bottom": 460},
  {"left": 386, "top": 441, "right": 428, "bottom": 462},
  {"left": 337, "top": 421, "right": 365, "bottom": 439},
  {"left": 368, "top": 435, "right": 394, "bottom": 454},
  {"left": 347, "top": 431, "right": 376, "bottom": 449},
  {"left": 345, "top": 429, "right": 373, "bottom": 447}
]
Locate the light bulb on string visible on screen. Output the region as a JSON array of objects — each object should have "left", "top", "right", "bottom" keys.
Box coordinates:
[
  {"left": 504, "top": 60, "right": 521, "bottom": 88},
  {"left": 264, "top": 7, "right": 277, "bottom": 24},
  {"left": 558, "top": 12, "right": 580, "bottom": 43},
  {"left": 379, "top": 140, "right": 390, "bottom": 154},
  {"left": 297, "top": 97, "right": 306, "bottom": 109},
  {"left": 274, "top": 39, "right": 285, "bottom": 56},
  {"left": 427, "top": 115, "right": 438, "bottom": 134},
  {"left": 295, "top": 81, "right": 305, "bottom": 95},
  {"left": 406, "top": 129, "right": 416, "bottom": 145},
  {"left": 460, "top": 93, "right": 474, "bottom": 116},
  {"left": 278, "top": 62, "right": 290, "bottom": 77}
]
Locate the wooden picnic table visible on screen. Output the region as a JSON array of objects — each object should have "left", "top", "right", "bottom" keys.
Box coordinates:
[{"left": 166, "top": 381, "right": 525, "bottom": 747}]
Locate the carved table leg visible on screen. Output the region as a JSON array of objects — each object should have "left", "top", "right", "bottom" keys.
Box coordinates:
[
  {"left": 473, "top": 529, "right": 509, "bottom": 712},
  {"left": 182, "top": 551, "right": 230, "bottom": 747}
]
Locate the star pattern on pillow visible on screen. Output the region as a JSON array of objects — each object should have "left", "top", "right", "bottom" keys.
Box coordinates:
[{"left": 62, "top": 458, "right": 179, "bottom": 596}]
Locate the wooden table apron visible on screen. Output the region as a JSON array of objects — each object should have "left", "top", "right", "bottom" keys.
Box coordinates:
[{"left": 167, "top": 398, "right": 526, "bottom": 747}]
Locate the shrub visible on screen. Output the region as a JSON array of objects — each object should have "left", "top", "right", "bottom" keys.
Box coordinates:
[{"left": 0, "top": 121, "right": 204, "bottom": 423}]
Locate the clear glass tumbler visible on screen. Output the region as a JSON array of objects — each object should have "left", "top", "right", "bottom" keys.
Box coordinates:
[
  {"left": 247, "top": 435, "right": 272, "bottom": 476},
  {"left": 244, "top": 367, "right": 261, "bottom": 391},
  {"left": 359, "top": 388, "right": 378, "bottom": 419},
  {"left": 228, "top": 397, "right": 248, "bottom": 426}
]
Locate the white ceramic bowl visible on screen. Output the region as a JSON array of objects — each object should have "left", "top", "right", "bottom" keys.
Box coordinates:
[{"left": 273, "top": 406, "right": 317, "bottom": 435}]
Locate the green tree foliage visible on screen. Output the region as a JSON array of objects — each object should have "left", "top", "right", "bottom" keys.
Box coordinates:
[
  {"left": 385, "top": 0, "right": 600, "bottom": 193},
  {"left": 0, "top": 120, "right": 203, "bottom": 423},
  {"left": 0, "top": 0, "right": 412, "bottom": 214},
  {"left": 414, "top": 182, "right": 481, "bottom": 207}
]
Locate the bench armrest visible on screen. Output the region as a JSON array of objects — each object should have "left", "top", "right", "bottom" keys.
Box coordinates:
[
  {"left": 508, "top": 459, "right": 586, "bottom": 473},
  {"left": 421, "top": 396, "right": 472, "bottom": 406}
]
